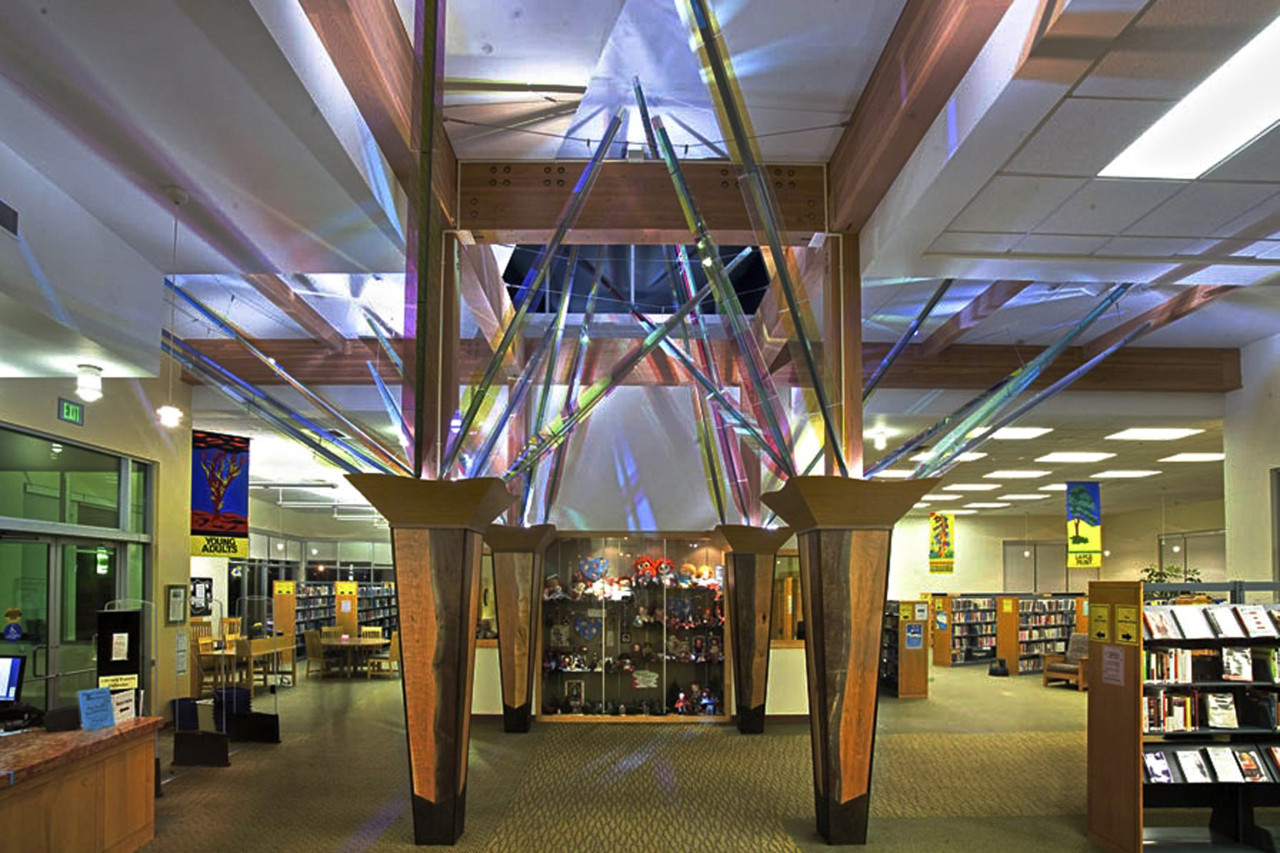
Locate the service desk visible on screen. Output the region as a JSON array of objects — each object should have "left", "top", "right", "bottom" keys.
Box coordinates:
[{"left": 0, "top": 716, "right": 163, "bottom": 853}]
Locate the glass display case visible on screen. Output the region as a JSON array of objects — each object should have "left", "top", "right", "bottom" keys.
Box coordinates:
[{"left": 540, "top": 534, "right": 728, "bottom": 720}]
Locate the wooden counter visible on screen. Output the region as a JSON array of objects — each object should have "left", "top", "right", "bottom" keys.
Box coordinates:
[{"left": 0, "top": 716, "right": 163, "bottom": 853}]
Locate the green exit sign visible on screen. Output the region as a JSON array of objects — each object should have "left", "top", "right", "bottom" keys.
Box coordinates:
[{"left": 57, "top": 397, "right": 84, "bottom": 426}]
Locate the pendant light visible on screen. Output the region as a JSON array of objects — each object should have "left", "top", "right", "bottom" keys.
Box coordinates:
[
  {"left": 75, "top": 364, "right": 103, "bottom": 402},
  {"left": 157, "top": 187, "right": 187, "bottom": 429}
]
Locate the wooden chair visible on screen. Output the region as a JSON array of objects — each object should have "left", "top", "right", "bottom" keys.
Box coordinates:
[
  {"left": 1043, "top": 632, "right": 1090, "bottom": 691},
  {"left": 235, "top": 638, "right": 270, "bottom": 688},
  {"left": 190, "top": 618, "right": 213, "bottom": 641},
  {"left": 321, "top": 625, "right": 344, "bottom": 641},
  {"left": 367, "top": 631, "right": 400, "bottom": 679},
  {"left": 360, "top": 626, "right": 383, "bottom": 639},
  {"left": 304, "top": 630, "right": 341, "bottom": 679},
  {"left": 221, "top": 617, "right": 243, "bottom": 640}
]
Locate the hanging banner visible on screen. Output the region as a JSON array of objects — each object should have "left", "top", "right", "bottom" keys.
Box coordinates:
[
  {"left": 190, "top": 430, "right": 250, "bottom": 558},
  {"left": 1066, "top": 481, "right": 1102, "bottom": 568},
  {"left": 928, "top": 512, "right": 955, "bottom": 574}
]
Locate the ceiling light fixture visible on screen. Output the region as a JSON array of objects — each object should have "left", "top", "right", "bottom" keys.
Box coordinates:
[
  {"left": 1035, "top": 452, "right": 1116, "bottom": 464},
  {"left": 1039, "top": 483, "right": 1068, "bottom": 492},
  {"left": 869, "top": 428, "right": 891, "bottom": 452},
  {"left": 951, "top": 509, "right": 977, "bottom": 515},
  {"left": 966, "top": 502, "right": 1010, "bottom": 509},
  {"left": 991, "top": 427, "right": 1052, "bottom": 440},
  {"left": 157, "top": 186, "right": 188, "bottom": 429},
  {"left": 870, "top": 469, "right": 913, "bottom": 479},
  {"left": 942, "top": 483, "right": 1001, "bottom": 491},
  {"left": 910, "top": 451, "right": 987, "bottom": 463},
  {"left": 1001, "top": 494, "right": 1052, "bottom": 501},
  {"left": 1159, "top": 452, "right": 1225, "bottom": 463},
  {"left": 1099, "top": 14, "right": 1280, "bottom": 179},
  {"left": 984, "top": 470, "right": 1051, "bottom": 479},
  {"left": 75, "top": 364, "right": 103, "bottom": 402},
  {"left": 923, "top": 493, "right": 962, "bottom": 501},
  {"left": 1105, "top": 428, "right": 1204, "bottom": 441},
  {"left": 1093, "top": 470, "right": 1162, "bottom": 479}
]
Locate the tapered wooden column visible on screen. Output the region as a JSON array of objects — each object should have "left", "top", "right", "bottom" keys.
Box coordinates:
[
  {"left": 347, "top": 475, "right": 514, "bottom": 846},
  {"left": 761, "top": 476, "right": 935, "bottom": 845},
  {"left": 716, "top": 524, "right": 793, "bottom": 733},
  {"left": 483, "top": 524, "right": 556, "bottom": 733}
]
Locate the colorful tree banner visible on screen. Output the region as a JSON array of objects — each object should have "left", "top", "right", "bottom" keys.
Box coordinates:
[
  {"left": 1066, "top": 481, "right": 1102, "bottom": 569},
  {"left": 928, "top": 512, "right": 955, "bottom": 574},
  {"left": 190, "top": 430, "right": 250, "bottom": 557}
]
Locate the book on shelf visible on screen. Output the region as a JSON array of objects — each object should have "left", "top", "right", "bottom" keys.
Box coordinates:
[
  {"left": 1204, "top": 692, "right": 1239, "bottom": 729},
  {"left": 1236, "top": 749, "right": 1268, "bottom": 782},
  {"left": 1144, "top": 607, "right": 1179, "bottom": 640},
  {"left": 1144, "top": 750, "right": 1173, "bottom": 784},
  {"left": 1206, "top": 605, "right": 1246, "bottom": 639},
  {"left": 1175, "top": 750, "right": 1214, "bottom": 784},
  {"left": 1222, "top": 647, "right": 1254, "bottom": 681},
  {"left": 1144, "top": 648, "right": 1192, "bottom": 683},
  {"left": 1172, "top": 606, "right": 1215, "bottom": 640},
  {"left": 1241, "top": 689, "right": 1278, "bottom": 729},
  {"left": 1236, "top": 604, "right": 1279, "bottom": 638},
  {"left": 1206, "top": 747, "right": 1245, "bottom": 783},
  {"left": 1269, "top": 746, "right": 1280, "bottom": 770}
]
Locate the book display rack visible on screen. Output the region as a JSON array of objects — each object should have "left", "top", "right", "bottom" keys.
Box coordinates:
[
  {"left": 931, "top": 594, "right": 998, "bottom": 666},
  {"left": 995, "top": 594, "right": 1084, "bottom": 675},
  {"left": 1088, "top": 581, "right": 1280, "bottom": 853},
  {"left": 292, "top": 581, "right": 398, "bottom": 652},
  {"left": 880, "top": 600, "right": 929, "bottom": 698}
]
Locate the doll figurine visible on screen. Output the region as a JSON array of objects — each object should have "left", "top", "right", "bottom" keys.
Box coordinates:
[
  {"left": 634, "top": 605, "right": 649, "bottom": 627},
  {"left": 543, "top": 575, "right": 566, "bottom": 600}
]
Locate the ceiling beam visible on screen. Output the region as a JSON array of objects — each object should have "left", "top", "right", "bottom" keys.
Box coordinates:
[
  {"left": 918, "top": 279, "right": 1031, "bottom": 358},
  {"left": 457, "top": 161, "right": 824, "bottom": 245},
  {"left": 827, "top": 0, "right": 1014, "bottom": 234},
  {"left": 1081, "top": 286, "right": 1240, "bottom": 361},
  {"left": 299, "top": 0, "right": 458, "bottom": 226},
  {"left": 242, "top": 274, "right": 350, "bottom": 353},
  {"left": 183, "top": 337, "right": 1241, "bottom": 395}
]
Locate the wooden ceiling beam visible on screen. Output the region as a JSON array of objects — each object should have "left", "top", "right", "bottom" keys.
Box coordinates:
[
  {"left": 299, "top": 0, "right": 457, "bottom": 226},
  {"left": 827, "top": 0, "right": 1014, "bottom": 234},
  {"left": 457, "top": 161, "right": 824, "bottom": 245},
  {"left": 242, "top": 274, "right": 351, "bottom": 353},
  {"left": 183, "top": 338, "right": 1240, "bottom": 394},
  {"left": 1081, "top": 286, "right": 1239, "bottom": 361},
  {"left": 918, "top": 279, "right": 1031, "bottom": 358}
]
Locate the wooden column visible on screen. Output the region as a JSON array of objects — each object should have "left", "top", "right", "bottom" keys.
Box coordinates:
[
  {"left": 825, "top": 234, "right": 863, "bottom": 476},
  {"left": 717, "top": 524, "right": 793, "bottom": 733},
  {"left": 347, "top": 476, "right": 514, "bottom": 846},
  {"left": 483, "top": 523, "right": 556, "bottom": 733},
  {"left": 762, "top": 476, "right": 935, "bottom": 844}
]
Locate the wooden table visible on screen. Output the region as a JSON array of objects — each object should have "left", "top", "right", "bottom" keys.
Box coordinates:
[
  {"left": 0, "top": 716, "right": 164, "bottom": 853},
  {"left": 189, "top": 636, "right": 297, "bottom": 696},
  {"left": 321, "top": 636, "right": 389, "bottom": 676}
]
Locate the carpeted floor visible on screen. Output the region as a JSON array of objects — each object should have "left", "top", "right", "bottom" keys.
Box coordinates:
[{"left": 145, "top": 665, "right": 1104, "bottom": 852}]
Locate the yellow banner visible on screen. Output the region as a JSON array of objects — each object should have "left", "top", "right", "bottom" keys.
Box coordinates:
[
  {"left": 1066, "top": 482, "right": 1102, "bottom": 569},
  {"left": 190, "top": 535, "right": 248, "bottom": 558},
  {"left": 928, "top": 512, "right": 955, "bottom": 574}
]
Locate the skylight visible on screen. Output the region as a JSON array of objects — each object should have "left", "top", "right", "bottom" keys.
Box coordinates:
[{"left": 1099, "top": 14, "right": 1280, "bottom": 179}]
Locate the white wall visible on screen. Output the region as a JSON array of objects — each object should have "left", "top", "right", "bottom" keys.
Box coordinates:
[{"left": 1225, "top": 332, "right": 1280, "bottom": 581}]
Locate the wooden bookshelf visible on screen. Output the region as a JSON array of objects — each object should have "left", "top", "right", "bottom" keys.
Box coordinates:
[
  {"left": 880, "top": 601, "right": 928, "bottom": 699},
  {"left": 334, "top": 581, "right": 358, "bottom": 635},
  {"left": 931, "top": 594, "right": 952, "bottom": 667},
  {"left": 948, "top": 595, "right": 998, "bottom": 665},
  {"left": 1087, "top": 582, "right": 1280, "bottom": 852},
  {"left": 996, "top": 595, "right": 1081, "bottom": 676}
]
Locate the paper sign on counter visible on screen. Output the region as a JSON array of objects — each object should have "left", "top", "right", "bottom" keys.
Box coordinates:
[{"left": 78, "top": 688, "right": 115, "bottom": 730}]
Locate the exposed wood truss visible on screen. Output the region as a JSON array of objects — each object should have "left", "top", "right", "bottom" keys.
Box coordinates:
[
  {"left": 1081, "top": 286, "right": 1239, "bottom": 360},
  {"left": 918, "top": 280, "right": 1030, "bottom": 358}
]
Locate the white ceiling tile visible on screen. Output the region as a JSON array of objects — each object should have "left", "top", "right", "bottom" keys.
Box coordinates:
[
  {"left": 1206, "top": 123, "right": 1280, "bottom": 183},
  {"left": 1210, "top": 190, "right": 1280, "bottom": 239},
  {"left": 1005, "top": 97, "right": 1173, "bottom": 177},
  {"left": 1123, "top": 183, "right": 1279, "bottom": 237},
  {"left": 926, "top": 231, "right": 1023, "bottom": 254},
  {"left": 1075, "top": 0, "right": 1280, "bottom": 101},
  {"left": 1035, "top": 178, "right": 1185, "bottom": 235},
  {"left": 1096, "top": 235, "right": 1206, "bottom": 256},
  {"left": 949, "top": 176, "right": 1086, "bottom": 233},
  {"left": 1012, "top": 234, "right": 1111, "bottom": 254}
]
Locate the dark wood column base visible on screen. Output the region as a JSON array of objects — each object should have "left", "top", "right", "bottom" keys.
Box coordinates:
[
  {"left": 735, "top": 704, "right": 766, "bottom": 734},
  {"left": 411, "top": 789, "right": 467, "bottom": 845},
  {"left": 501, "top": 703, "right": 532, "bottom": 733},
  {"left": 815, "top": 792, "right": 870, "bottom": 845}
]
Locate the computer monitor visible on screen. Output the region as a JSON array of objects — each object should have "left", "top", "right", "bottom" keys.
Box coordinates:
[{"left": 0, "top": 655, "right": 24, "bottom": 706}]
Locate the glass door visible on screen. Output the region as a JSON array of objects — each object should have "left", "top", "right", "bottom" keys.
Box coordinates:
[
  {"left": 50, "top": 540, "right": 120, "bottom": 707},
  {"left": 0, "top": 540, "right": 51, "bottom": 710}
]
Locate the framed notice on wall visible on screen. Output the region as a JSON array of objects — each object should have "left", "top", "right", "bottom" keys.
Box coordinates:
[
  {"left": 190, "top": 577, "right": 213, "bottom": 617},
  {"left": 165, "top": 584, "right": 188, "bottom": 624}
]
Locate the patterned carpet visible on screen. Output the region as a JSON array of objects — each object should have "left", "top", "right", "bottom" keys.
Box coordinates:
[{"left": 146, "top": 676, "right": 1094, "bottom": 853}]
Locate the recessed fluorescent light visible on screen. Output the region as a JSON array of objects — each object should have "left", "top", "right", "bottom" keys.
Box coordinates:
[
  {"left": 1035, "top": 452, "right": 1116, "bottom": 464},
  {"left": 1000, "top": 494, "right": 1052, "bottom": 501},
  {"left": 870, "top": 469, "right": 913, "bottom": 479},
  {"left": 1099, "top": 15, "right": 1280, "bottom": 179},
  {"left": 1159, "top": 452, "right": 1225, "bottom": 462},
  {"left": 942, "top": 483, "right": 1001, "bottom": 491},
  {"left": 951, "top": 509, "right": 977, "bottom": 515},
  {"left": 991, "top": 427, "right": 1052, "bottom": 440},
  {"left": 1105, "top": 428, "right": 1204, "bottom": 441},
  {"left": 923, "top": 493, "right": 963, "bottom": 501},
  {"left": 909, "top": 451, "right": 988, "bottom": 463},
  {"left": 1039, "top": 483, "right": 1068, "bottom": 492},
  {"left": 983, "top": 470, "right": 1051, "bottom": 479},
  {"left": 913, "top": 502, "right": 930, "bottom": 508},
  {"left": 1093, "top": 470, "right": 1162, "bottom": 479},
  {"left": 966, "top": 502, "right": 1011, "bottom": 509}
]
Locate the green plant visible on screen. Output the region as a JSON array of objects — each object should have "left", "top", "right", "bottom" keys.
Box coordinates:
[{"left": 1139, "top": 563, "right": 1203, "bottom": 584}]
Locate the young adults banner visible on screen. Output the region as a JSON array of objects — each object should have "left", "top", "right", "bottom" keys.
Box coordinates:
[
  {"left": 928, "top": 512, "right": 955, "bottom": 574},
  {"left": 190, "top": 430, "right": 250, "bottom": 558},
  {"left": 1066, "top": 481, "right": 1102, "bottom": 568}
]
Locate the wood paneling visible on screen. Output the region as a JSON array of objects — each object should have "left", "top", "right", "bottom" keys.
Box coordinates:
[
  {"left": 486, "top": 523, "right": 555, "bottom": 732},
  {"left": 931, "top": 594, "right": 953, "bottom": 667},
  {"left": 1081, "top": 286, "right": 1238, "bottom": 360},
  {"left": 920, "top": 280, "right": 1031, "bottom": 358},
  {"left": 458, "top": 161, "right": 824, "bottom": 245},
  {"left": 827, "top": 0, "right": 1015, "bottom": 233}
]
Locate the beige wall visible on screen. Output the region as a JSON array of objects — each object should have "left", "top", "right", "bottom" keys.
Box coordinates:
[
  {"left": 0, "top": 362, "right": 191, "bottom": 717},
  {"left": 1225, "top": 332, "right": 1280, "bottom": 582}
]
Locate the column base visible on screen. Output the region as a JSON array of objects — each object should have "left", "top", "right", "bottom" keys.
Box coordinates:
[
  {"left": 411, "top": 789, "right": 467, "bottom": 845},
  {"left": 735, "top": 704, "right": 766, "bottom": 734},
  {"left": 502, "top": 703, "right": 532, "bottom": 733},
  {"left": 815, "top": 792, "right": 869, "bottom": 845}
]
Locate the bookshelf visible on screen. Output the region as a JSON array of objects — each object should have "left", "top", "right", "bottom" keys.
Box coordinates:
[
  {"left": 948, "top": 595, "right": 998, "bottom": 665},
  {"left": 880, "top": 600, "right": 929, "bottom": 698},
  {"left": 995, "top": 594, "right": 1082, "bottom": 675},
  {"left": 1087, "top": 581, "right": 1280, "bottom": 853},
  {"left": 292, "top": 581, "right": 399, "bottom": 652}
]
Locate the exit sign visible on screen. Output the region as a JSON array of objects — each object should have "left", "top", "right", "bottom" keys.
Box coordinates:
[{"left": 57, "top": 397, "right": 84, "bottom": 426}]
